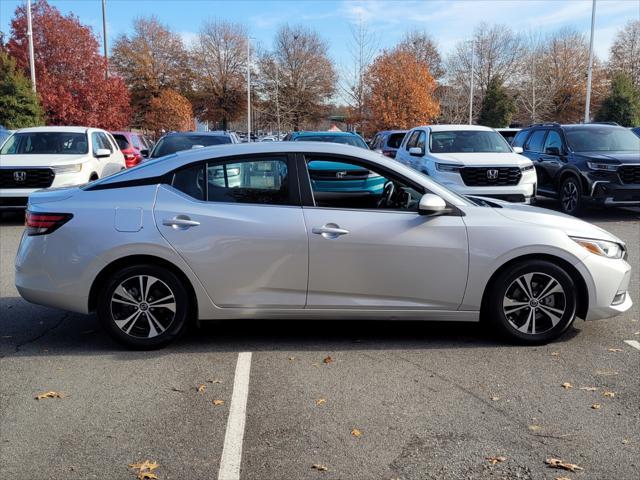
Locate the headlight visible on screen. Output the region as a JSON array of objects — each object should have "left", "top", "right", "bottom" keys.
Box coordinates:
[
  {"left": 521, "top": 164, "right": 535, "bottom": 172},
  {"left": 52, "top": 163, "right": 83, "bottom": 174},
  {"left": 570, "top": 236, "right": 624, "bottom": 259},
  {"left": 436, "top": 163, "right": 462, "bottom": 172},
  {"left": 587, "top": 161, "right": 618, "bottom": 172}
]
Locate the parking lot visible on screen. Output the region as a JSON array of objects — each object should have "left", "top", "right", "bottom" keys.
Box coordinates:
[{"left": 0, "top": 200, "right": 638, "bottom": 480}]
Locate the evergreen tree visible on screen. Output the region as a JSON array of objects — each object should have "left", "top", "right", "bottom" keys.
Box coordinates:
[
  {"left": 595, "top": 73, "right": 640, "bottom": 127},
  {"left": 0, "top": 52, "right": 43, "bottom": 129},
  {"left": 478, "top": 76, "right": 516, "bottom": 128}
]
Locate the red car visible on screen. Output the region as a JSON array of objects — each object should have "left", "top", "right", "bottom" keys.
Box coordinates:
[{"left": 111, "top": 131, "right": 153, "bottom": 168}]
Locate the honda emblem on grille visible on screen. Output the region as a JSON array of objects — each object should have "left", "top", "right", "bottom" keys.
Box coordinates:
[
  {"left": 486, "top": 169, "right": 499, "bottom": 180},
  {"left": 13, "top": 171, "right": 27, "bottom": 182},
  {"left": 336, "top": 171, "right": 347, "bottom": 178}
]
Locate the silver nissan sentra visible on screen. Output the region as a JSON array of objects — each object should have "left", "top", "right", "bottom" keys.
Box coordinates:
[{"left": 15, "top": 142, "right": 632, "bottom": 348}]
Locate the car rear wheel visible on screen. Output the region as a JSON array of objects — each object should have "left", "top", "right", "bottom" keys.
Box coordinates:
[
  {"left": 97, "top": 264, "right": 189, "bottom": 349},
  {"left": 486, "top": 260, "right": 577, "bottom": 344},
  {"left": 559, "top": 176, "right": 582, "bottom": 215}
]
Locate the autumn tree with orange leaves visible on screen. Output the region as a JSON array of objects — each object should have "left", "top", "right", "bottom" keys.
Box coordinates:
[
  {"left": 364, "top": 50, "right": 439, "bottom": 133},
  {"left": 145, "top": 89, "right": 193, "bottom": 137}
]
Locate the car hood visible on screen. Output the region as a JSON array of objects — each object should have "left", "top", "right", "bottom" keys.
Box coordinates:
[
  {"left": 0, "top": 154, "right": 89, "bottom": 167},
  {"left": 489, "top": 200, "right": 623, "bottom": 244},
  {"left": 575, "top": 151, "right": 640, "bottom": 163},
  {"left": 430, "top": 152, "right": 531, "bottom": 166}
]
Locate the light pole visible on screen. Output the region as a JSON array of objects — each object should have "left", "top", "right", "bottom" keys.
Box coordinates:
[
  {"left": 584, "top": 0, "right": 596, "bottom": 123},
  {"left": 26, "top": 0, "right": 36, "bottom": 93},
  {"left": 247, "top": 37, "right": 251, "bottom": 142},
  {"left": 469, "top": 39, "right": 475, "bottom": 125},
  {"left": 275, "top": 60, "right": 281, "bottom": 139},
  {"left": 102, "top": 0, "right": 108, "bottom": 79}
]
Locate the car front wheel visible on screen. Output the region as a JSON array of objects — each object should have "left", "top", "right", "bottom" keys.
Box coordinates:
[
  {"left": 559, "top": 176, "right": 582, "bottom": 215},
  {"left": 97, "top": 264, "right": 189, "bottom": 349},
  {"left": 486, "top": 260, "right": 577, "bottom": 344}
]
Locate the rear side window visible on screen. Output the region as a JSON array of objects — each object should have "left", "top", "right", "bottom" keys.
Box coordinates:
[
  {"left": 131, "top": 135, "right": 143, "bottom": 149},
  {"left": 512, "top": 130, "right": 529, "bottom": 148},
  {"left": 525, "top": 130, "right": 547, "bottom": 152},
  {"left": 113, "top": 134, "right": 130, "bottom": 150},
  {"left": 387, "top": 133, "right": 406, "bottom": 149},
  {"left": 171, "top": 157, "right": 291, "bottom": 205}
]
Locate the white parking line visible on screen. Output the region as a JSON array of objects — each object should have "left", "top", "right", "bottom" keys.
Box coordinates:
[
  {"left": 623, "top": 340, "right": 640, "bottom": 351},
  {"left": 218, "top": 352, "right": 252, "bottom": 480}
]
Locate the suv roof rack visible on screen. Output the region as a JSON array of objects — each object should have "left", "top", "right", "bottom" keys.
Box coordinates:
[{"left": 527, "top": 122, "right": 561, "bottom": 128}]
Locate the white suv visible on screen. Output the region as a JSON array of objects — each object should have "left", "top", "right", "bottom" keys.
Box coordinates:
[
  {"left": 0, "top": 126, "right": 125, "bottom": 209},
  {"left": 395, "top": 125, "right": 537, "bottom": 203}
]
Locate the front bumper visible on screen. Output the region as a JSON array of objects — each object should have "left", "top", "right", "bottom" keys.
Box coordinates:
[
  {"left": 589, "top": 180, "right": 640, "bottom": 206},
  {"left": 574, "top": 253, "right": 633, "bottom": 321},
  {"left": 0, "top": 188, "right": 33, "bottom": 208}
]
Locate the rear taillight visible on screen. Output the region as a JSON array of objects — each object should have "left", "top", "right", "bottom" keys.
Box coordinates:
[
  {"left": 124, "top": 153, "right": 136, "bottom": 161},
  {"left": 25, "top": 212, "right": 73, "bottom": 236}
]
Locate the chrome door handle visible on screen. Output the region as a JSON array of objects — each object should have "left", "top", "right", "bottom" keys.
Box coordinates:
[
  {"left": 162, "top": 216, "right": 200, "bottom": 229},
  {"left": 312, "top": 224, "right": 350, "bottom": 239}
]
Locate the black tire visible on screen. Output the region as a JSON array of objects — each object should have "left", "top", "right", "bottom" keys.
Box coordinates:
[
  {"left": 486, "top": 260, "right": 577, "bottom": 345},
  {"left": 97, "top": 264, "right": 189, "bottom": 349},
  {"left": 559, "top": 175, "right": 583, "bottom": 216}
]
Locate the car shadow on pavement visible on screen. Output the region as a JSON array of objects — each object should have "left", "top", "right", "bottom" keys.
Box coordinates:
[{"left": 0, "top": 296, "right": 581, "bottom": 359}]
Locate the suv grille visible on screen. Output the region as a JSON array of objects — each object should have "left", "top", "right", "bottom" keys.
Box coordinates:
[
  {"left": 0, "top": 168, "right": 55, "bottom": 189},
  {"left": 309, "top": 169, "right": 370, "bottom": 181},
  {"left": 618, "top": 165, "right": 640, "bottom": 185},
  {"left": 460, "top": 167, "right": 522, "bottom": 187}
]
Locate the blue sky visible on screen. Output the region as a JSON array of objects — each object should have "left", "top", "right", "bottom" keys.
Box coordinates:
[{"left": 1, "top": 0, "right": 638, "bottom": 69}]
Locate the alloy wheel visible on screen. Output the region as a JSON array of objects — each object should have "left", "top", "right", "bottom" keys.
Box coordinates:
[
  {"left": 561, "top": 180, "right": 578, "bottom": 213},
  {"left": 502, "top": 272, "right": 566, "bottom": 335},
  {"left": 110, "top": 275, "right": 176, "bottom": 338}
]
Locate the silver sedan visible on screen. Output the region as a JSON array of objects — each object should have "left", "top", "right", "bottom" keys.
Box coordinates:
[{"left": 15, "top": 142, "right": 632, "bottom": 348}]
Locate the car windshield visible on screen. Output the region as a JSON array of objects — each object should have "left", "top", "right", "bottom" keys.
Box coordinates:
[
  {"left": 113, "top": 134, "right": 130, "bottom": 150},
  {"left": 565, "top": 127, "right": 640, "bottom": 152},
  {"left": 0, "top": 132, "right": 88, "bottom": 155},
  {"left": 430, "top": 131, "right": 512, "bottom": 153},
  {"left": 151, "top": 135, "right": 232, "bottom": 158},
  {"left": 294, "top": 135, "right": 368, "bottom": 148}
]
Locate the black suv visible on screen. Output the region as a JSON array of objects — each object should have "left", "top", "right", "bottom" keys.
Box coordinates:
[{"left": 513, "top": 123, "right": 640, "bottom": 214}]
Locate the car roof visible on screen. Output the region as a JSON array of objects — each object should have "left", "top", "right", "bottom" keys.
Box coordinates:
[
  {"left": 419, "top": 124, "right": 495, "bottom": 132},
  {"left": 165, "top": 131, "right": 231, "bottom": 137},
  {"left": 292, "top": 131, "right": 360, "bottom": 136},
  {"left": 15, "top": 126, "right": 90, "bottom": 134}
]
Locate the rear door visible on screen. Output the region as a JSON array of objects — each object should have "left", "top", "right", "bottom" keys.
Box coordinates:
[{"left": 154, "top": 154, "right": 308, "bottom": 308}]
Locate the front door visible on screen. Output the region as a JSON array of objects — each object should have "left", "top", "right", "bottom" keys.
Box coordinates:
[
  {"left": 154, "top": 155, "right": 308, "bottom": 308},
  {"left": 301, "top": 155, "right": 468, "bottom": 310}
]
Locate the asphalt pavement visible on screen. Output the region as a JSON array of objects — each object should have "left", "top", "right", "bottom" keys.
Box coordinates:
[{"left": 1, "top": 200, "right": 639, "bottom": 480}]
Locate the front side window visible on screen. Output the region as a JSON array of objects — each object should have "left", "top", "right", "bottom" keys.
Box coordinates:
[
  {"left": 512, "top": 130, "right": 529, "bottom": 148},
  {"left": 98, "top": 132, "right": 113, "bottom": 152},
  {"left": 171, "top": 157, "right": 291, "bottom": 205},
  {"left": 306, "top": 156, "right": 423, "bottom": 211},
  {"left": 565, "top": 127, "right": 640, "bottom": 152},
  {"left": 544, "top": 130, "right": 563, "bottom": 153},
  {"left": 405, "top": 131, "right": 420, "bottom": 149},
  {"left": 0, "top": 132, "right": 88, "bottom": 155},
  {"left": 429, "top": 130, "right": 511, "bottom": 153}
]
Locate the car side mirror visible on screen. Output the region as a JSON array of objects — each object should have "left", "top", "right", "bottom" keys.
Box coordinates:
[
  {"left": 409, "top": 147, "right": 424, "bottom": 156},
  {"left": 418, "top": 193, "right": 449, "bottom": 216},
  {"left": 545, "top": 146, "right": 560, "bottom": 156},
  {"left": 513, "top": 146, "right": 523, "bottom": 154},
  {"left": 140, "top": 148, "right": 149, "bottom": 158},
  {"left": 95, "top": 148, "right": 111, "bottom": 158}
]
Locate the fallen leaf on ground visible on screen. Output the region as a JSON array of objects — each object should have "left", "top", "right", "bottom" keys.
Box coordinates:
[
  {"left": 288, "top": 356, "right": 296, "bottom": 361},
  {"left": 528, "top": 425, "right": 542, "bottom": 432},
  {"left": 128, "top": 460, "right": 159, "bottom": 472},
  {"left": 561, "top": 382, "right": 573, "bottom": 389},
  {"left": 622, "top": 439, "right": 630, "bottom": 444},
  {"left": 550, "top": 352, "right": 560, "bottom": 356},
  {"left": 490, "top": 396, "right": 500, "bottom": 401},
  {"left": 603, "top": 391, "right": 615, "bottom": 398},
  {"left": 608, "top": 348, "right": 623, "bottom": 352},
  {"left": 351, "top": 428, "right": 362, "bottom": 437},
  {"left": 208, "top": 379, "right": 222, "bottom": 384},
  {"left": 486, "top": 456, "right": 506, "bottom": 464},
  {"left": 315, "top": 398, "right": 327, "bottom": 406},
  {"left": 323, "top": 356, "right": 333, "bottom": 364},
  {"left": 212, "top": 399, "right": 225, "bottom": 406},
  {"left": 545, "top": 458, "right": 584, "bottom": 472},
  {"left": 311, "top": 464, "right": 328, "bottom": 471},
  {"left": 138, "top": 473, "right": 158, "bottom": 480},
  {"left": 591, "top": 403, "right": 602, "bottom": 409},
  {"left": 35, "top": 391, "right": 63, "bottom": 400},
  {"left": 579, "top": 386, "right": 597, "bottom": 391},
  {"left": 197, "top": 384, "right": 206, "bottom": 393}
]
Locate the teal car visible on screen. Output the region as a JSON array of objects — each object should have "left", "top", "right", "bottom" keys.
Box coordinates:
[{"left": 287, "top": 131, "right": 384, "bottom": 195}]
